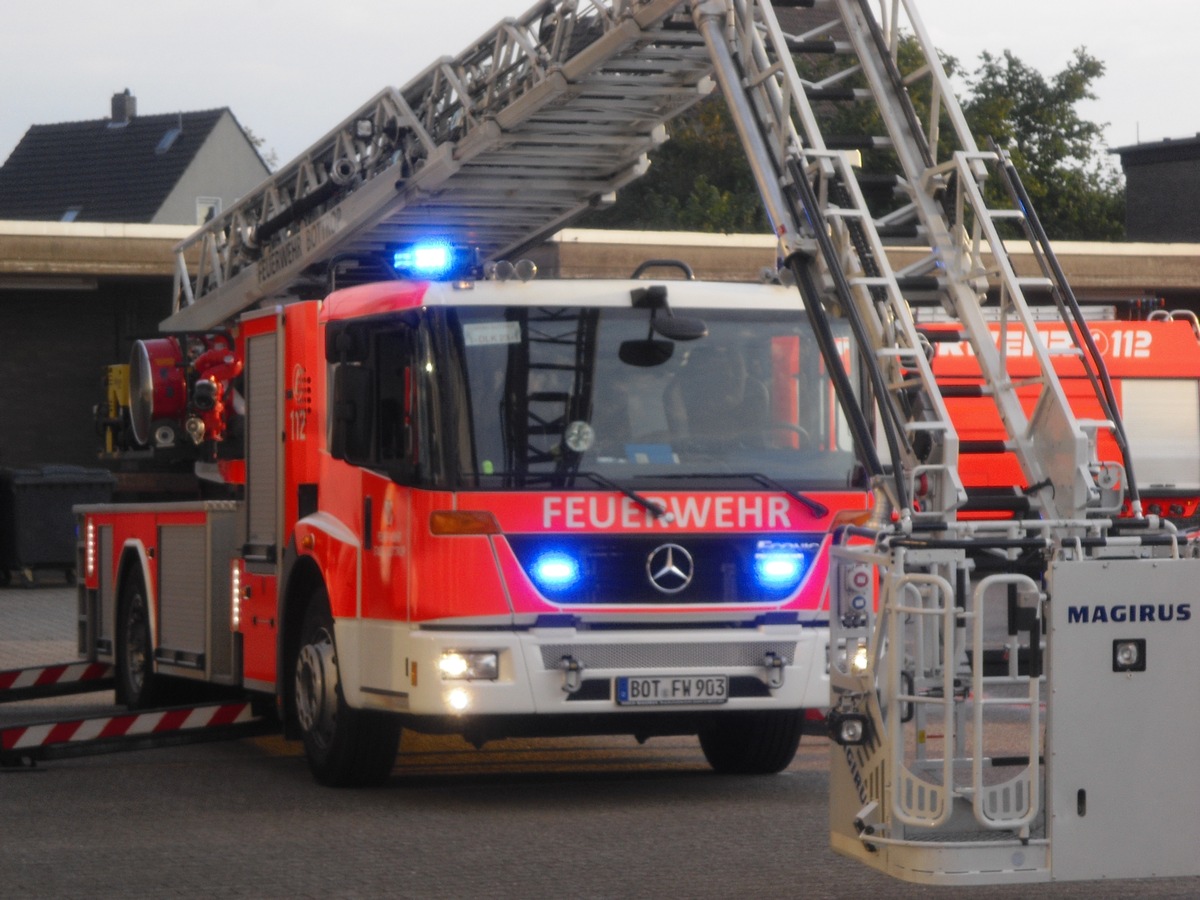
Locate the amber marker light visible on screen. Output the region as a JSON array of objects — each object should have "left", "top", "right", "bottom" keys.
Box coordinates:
[{"left": 429, "top": 510, "right": 501, "bottom": 535}]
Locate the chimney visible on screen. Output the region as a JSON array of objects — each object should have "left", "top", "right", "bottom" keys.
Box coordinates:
[{"left": 111, "top": 89, "right": 137, "bottom": 126}]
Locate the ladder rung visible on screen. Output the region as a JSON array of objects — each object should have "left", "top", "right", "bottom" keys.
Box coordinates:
[
  {"left": 875, "top": 346, "right": 921, "bottom": 360},
  {"left": 849, "top": 276, "right": 891, "bottom": 288},
  {"left": 826, "top": 207, "right": 867, "bottom": 219},
  {"left": 903, "top": 421, "right": 951, "bottom": 434}
]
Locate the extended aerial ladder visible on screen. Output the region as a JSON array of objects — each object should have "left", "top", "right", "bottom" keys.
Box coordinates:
[
  {"left": 131, "top": 0, "right": 1199, "bottom": 883},
  {"left": 691, "top": 0, "right": 1198, "bottom": 885},
  {"left": 166, "top": 0, "right": 721, "bottom": 332}
]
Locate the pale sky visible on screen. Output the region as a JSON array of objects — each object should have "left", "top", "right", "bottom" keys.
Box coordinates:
[{"left": 1, "top": 1, "right": 1194, "bottom": 174}]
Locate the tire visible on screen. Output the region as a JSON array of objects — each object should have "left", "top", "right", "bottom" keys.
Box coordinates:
[
  {"left": 293, "top": 586, "right": 400, "bottom": 787},
  {"left": 117, "top": 571, "right": 163, "bottom": 709},
  {"left": 698, "top": 709, "right": 804, "bottom": 775}
]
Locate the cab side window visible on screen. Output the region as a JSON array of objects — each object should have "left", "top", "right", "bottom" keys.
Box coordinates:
[{"left": 329, "top": 323, "right": 414, "bottom": 471}]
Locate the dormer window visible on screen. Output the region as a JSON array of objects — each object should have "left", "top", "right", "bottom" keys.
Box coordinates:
[
  {"left": 61, "top": 207, "right": 82, "bottom": 222},
  {"left": 156, "top": 126, "right": 183, "bottom": 154}
]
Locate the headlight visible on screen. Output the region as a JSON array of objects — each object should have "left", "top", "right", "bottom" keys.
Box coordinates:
[{"left": 438, "top": 650, "right": 499, "bottom": 681}]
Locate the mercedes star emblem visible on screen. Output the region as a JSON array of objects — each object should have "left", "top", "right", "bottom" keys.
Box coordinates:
[{"left": 646, "top": 543, "right": 694, "bottom": 594}]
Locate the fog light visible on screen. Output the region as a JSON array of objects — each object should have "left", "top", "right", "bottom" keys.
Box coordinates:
[
  {"left": 446, "top": 688, "right": 471, "bottom": 712},
  {"left": 1113, "top": 638, "right": 1146, "bottom": 673},
  {"left": 438, "top": 650, "right": 499, "bottom": 681}
]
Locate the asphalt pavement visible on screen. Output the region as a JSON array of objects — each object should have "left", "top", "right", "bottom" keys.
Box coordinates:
[{"left": 5, "top": 582, "right": 1200, "bottom": 898}]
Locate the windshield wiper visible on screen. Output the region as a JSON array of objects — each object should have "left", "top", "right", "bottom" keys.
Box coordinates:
[
  {"left": 650, "top": 472, "right": 829, "bottom": 518},
  {"left": 573, "top": 470, "right": 669, "bottom": 520},
  {"left": 460, "top": 468, "right": 668, "bottom": 518}
]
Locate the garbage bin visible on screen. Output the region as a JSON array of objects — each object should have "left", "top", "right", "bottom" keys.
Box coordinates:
[{"left": 0, "top": 465, "right": 116, "bottom": 586}]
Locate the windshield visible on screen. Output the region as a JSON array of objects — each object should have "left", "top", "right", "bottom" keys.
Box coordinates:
[{"left": 444, "top": 305, "right": 859, "bottom": 490}]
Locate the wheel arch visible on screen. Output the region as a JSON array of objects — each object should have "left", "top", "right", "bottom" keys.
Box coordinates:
[{"left": 115, "top": 542, "right": 155, "bottom": 635}]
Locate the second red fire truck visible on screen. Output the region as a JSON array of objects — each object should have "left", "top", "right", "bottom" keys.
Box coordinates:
[{"left": 925, "top": 309, "right": 1200, "bottom": 524}]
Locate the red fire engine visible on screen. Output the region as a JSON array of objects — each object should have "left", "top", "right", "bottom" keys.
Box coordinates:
[{"left": 80, "top": 259, "right": 874, "bottom": 785}]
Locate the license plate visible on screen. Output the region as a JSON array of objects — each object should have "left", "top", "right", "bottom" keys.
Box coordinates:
[{"left": 615, "top": 675, "right": 728, "bottom": 706}]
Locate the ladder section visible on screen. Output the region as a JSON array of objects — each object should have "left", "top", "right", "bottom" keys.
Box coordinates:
[
  {"left": 167, "top": 0, "right": 708, "bottom": 332},
  {"left": 827, "top": 0, "right": 1126, "bottom": 520},
  {"left": 692, "top": 0, "right": 965, "bottom": 524}
]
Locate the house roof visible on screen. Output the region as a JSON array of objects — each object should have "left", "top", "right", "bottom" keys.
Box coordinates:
[{"left": 0, "top": 106, "right": 231, "bottom": 223}]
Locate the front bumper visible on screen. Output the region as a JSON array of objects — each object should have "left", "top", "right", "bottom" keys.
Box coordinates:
[{"left": 337, "top": 618, "right": 831, "bottom": 718}]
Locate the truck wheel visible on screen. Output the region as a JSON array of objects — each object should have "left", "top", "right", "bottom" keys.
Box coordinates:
[
  {"left": 117, "top": 572, "right": 162, "bottom": 709},
  {"left": 698, "top": 709, "right": 804, "bottom": 775},
  {"left": 294, "top": 587, "right": 400, "bottom": 787}
]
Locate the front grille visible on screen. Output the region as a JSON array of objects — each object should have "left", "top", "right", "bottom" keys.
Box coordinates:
[
  {"left": 539, "top": 640, "right": 796, "bottom": 671},
  {"left": 507, "top": 533, "right": 822, "bottom": 604}
]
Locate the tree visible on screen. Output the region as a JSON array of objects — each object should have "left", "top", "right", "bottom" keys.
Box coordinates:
[
  {"left": 242, "top": 126, "right": 280, "bottom": 171},
  {"left": 962, "top": 48, "right": 1123, "bottom": 240},
  {"left": 583, "top": 45, "right": 1123, "bottom": 240},
  {"left": 579, "top": 97, "right": 766, "bottom": 233}
]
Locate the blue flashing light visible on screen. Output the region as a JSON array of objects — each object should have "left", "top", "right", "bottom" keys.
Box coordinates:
[
  {"left": 531, "top": 551, "right": 581, "bottom": 593},
  {"left": 393, "top": 241, "right": 457, "bottom": 279},
  {"left": 754, "top": 551, "right": 806, "bottom": 591}
]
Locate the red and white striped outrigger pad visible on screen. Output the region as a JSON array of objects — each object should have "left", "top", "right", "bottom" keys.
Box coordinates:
[
  {"left": 0, "top": 662, "right": 113, "bottom": 701},
  {"left": 1, "top": 702, "right": 267, "bottom": 764}
]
